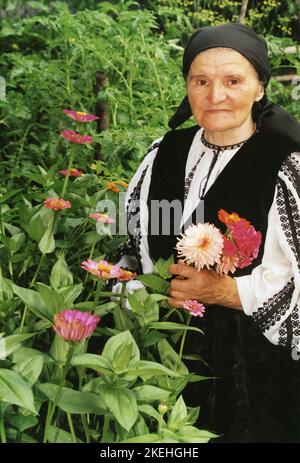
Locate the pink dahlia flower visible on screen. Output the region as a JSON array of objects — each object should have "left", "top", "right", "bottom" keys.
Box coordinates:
[
  {"left": 63, "top": 109, "right": 99, "bottom": 123},
  {"left": 53, "top": 309, "right": 100, "bottom": 342},
  {"left": 60, "top": 130, "right": 93, "bottom": 144},
  {"left": 176, "top": 223, "right": 224, "bottom": 270},
  {"left": 44, "top": 198, "right": 71, "bottom": 211},
  {"left": 183, "top": 299, "right": 205, "bottom": 317}
]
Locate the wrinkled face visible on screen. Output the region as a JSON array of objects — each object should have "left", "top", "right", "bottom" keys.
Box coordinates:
[{"left": 186, "top": 48, "right": 264, "bottom": 132}]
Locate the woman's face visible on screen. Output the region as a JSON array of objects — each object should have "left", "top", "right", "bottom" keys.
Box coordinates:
[{"left": 186, "top": 48, "right": 264, "bottom": 132}]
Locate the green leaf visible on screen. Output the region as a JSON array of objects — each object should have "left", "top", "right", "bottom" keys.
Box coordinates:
[
  {"left": 154, "top": 255, "right": 174, "bottom": 279},
  {"left": 168, "top": 425, "right": 218, "bottom": 443},
  {"left": 112, "top": 343, "right": 133, "bottom": 372},
  {"left": 123, "top": 360, "right": 181, "bottom": 379},
  {"left": 136, "top": 274, "right": 169, "bottom": 293},
  {"left": 0, "top": 369, "right": 37, "bottom": 414},
  {"left": 13, "top": 355, "right": 44, "bottom": 385},
  {"left": 167, "top": 395, "right": 187, "bottom": 431},
  {"left": 138, "top": 404, "right": 162, "bottom": 422},
  {"left": 50, "top": 256, "right": 73, "bottom": 290},
  {"left": 12, "top": 283, "right": 52, "bottom": 321},
  {"left": 57, "top": 284, "right": 83, "bottom": 306},
  {"left": 18, "top": 172, "right": 47, "bottom": 186},
  {"left": 143, "top": 330, "right": 166, "bottom": 348},
  {"left": 158, "top": 339, "right": 188, "bottom": 374},
  {"left": 38, "top": 384, "right": 106, "bottom": 414},
  {"left": 148, "top": 321, "right": 203, "bottom": 334},
  {"left": 38, "top": 221, "right": 55, "bottom": 254},
  {"left": 24, "top": 216, "right": 45, "bottom": 242},
  {"left": 71, "top": 354, "right": 113, "bottom": 375},
  {"left": 102, "top": 330, "right": 140, "bottom": 365},
  {"left": 48, "top": 425, "right": 82, "bottom": 443},
  {"left": 133, "top": 385, "right": 170, "bottom": 402},
  {"left": 36, "top": 283, "right": 65, "bottom": 315},
  {"left": 0, "top": 189, "right": 23, "bottom": 203},
  {"left": 6, "top": 414, "right": 38, "bottom": 433},
  {"left": 99, "top": 384, "right": 138, "bottom": 431},
  {"left": 0, "top": 333, "right": 36, "bottom": 360}
]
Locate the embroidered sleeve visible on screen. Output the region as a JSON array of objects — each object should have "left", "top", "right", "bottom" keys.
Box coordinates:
[
  {"left": 115, "top": 138, "right": 162, "bottom": 272},
  {"left": 235, "top": 152, "right": 300, "bottom": 354}
]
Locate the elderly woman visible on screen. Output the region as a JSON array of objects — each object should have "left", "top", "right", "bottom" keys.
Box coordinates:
[{"left": 118, "top": 24, "right": 300, "bottom": 442}]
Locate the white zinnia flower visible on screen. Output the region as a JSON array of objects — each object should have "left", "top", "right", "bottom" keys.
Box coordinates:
[{"left": 176, "top": 223, "right": 224, "bottom": 270}]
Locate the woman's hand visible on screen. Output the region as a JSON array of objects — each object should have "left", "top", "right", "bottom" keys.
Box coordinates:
[{"left": 168, "top": 262, "right": 243, "bottom": 310}]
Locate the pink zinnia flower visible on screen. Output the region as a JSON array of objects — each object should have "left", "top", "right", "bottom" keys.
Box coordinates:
[
  {"left": 60, "top": 130, "right": 93, "bottom": 144},
  {"left": 59, "top": 168, "right": 84, "bottom": 177},
  {"left": 53, "top": 309, "right": 100, "bottom": 342},
  {"left": 176, "top": 223, "right": 224, "bottom": 270},
  {"left": 63, "top": 109, "right": 99, "bottom": 122},
  {"left": 183, "top": 300, "right": 205, "bottom": 317},
  {"left": 44, "top": 198, "right": 71, "bottom": 211},
  {"left": 89, "top": 213, "right": 114, "bottom": 224},
  {"left": 229, "top": 221, "right": 262, "bottom": 262},
  {"left": 81, "top": 259, "right": 122, "bottom": 280}
]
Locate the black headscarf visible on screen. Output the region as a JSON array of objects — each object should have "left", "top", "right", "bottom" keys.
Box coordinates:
[{"left": 168, "top": 23, "right": 300, "bottom": 147}]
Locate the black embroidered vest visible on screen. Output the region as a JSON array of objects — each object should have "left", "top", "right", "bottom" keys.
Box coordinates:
[{"left": 146, "top": 125, "right": 300, "bottom": 443}]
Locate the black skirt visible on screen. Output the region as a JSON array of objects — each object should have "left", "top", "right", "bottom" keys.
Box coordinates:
[{"left": 182, "top": 305, "right": 300, "bottom": 443}]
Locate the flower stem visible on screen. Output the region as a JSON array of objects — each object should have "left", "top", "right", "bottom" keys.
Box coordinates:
[
  {"left": 61, "top": 149, "right": 75, "bottom": 198},
  {"left": 101, "top": 415, "right": 110, "bottom": 443},
  {"left": 67, "top": 412, "right": 77, "bottom": 443},
  {"left": 43, "top": 344, "right": 74, "bottom": 443},
  {"left": 0, "top": 417, "right": 6, "bottom": 443},
  {"left": 119, "top": 282, "right": 126, "bottom": 309},
  {"left": 81, "top": 415, "right": 91, "bottom": 443},
  {"left": 179, "top": 313, "right": 192, "bottom": 362}
]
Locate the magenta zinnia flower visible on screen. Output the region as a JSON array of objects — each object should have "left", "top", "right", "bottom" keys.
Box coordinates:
[
  {"left": 63, "top": 109, "right": 99, "bottom": 123},
  {"left": 60, "top": 168, "right": 84, "bottom": 177},
  {"left": 44, "top": 198, "right": 71, "bottom": 211},
  {"left": 60, "top": 130, "right": 93, "bottom": 144},
  {"left": 53, "top": 309, "right": 100, "bottom": 342},
  {"left": 89, "top": 212, "right": 114, "bottom": 224},
  {"left": 183, "top": 300, "right": 205, "bottom": 317},
  {"left": 176, "top": 223, "right": 224, "bottom": 270}
]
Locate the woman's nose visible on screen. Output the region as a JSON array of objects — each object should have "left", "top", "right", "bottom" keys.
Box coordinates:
[{"left": 209, "top": 82, "right": 227, "bottom": 104}]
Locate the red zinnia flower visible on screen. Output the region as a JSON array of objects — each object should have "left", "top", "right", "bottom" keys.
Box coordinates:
[{"left": 60, "top": 130, "right": 93, "bottom": 144}]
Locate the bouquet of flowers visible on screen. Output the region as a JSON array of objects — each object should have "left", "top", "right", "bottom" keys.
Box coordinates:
[{"left": 175, "top": 209, "right": 262, "bottom": 316}]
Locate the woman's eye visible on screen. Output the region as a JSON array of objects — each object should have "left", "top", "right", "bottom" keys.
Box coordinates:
[
  {"left": 228, "top": 79, "right": 239, "bottom": 85},
  {"left": 197, "top": 79, "right": 207, "bottom": 86}
]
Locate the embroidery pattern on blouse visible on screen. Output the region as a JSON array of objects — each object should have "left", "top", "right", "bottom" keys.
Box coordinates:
[
  {"left": 126, "top": 166, "right": 149, "bottom": 261},
  {"left": 252, "top": 278, "right": 295, "bottom": 339},
  {"left": 278, "top": 302, "right": 300, "bottom": 348},
  {"left": 200, "top": 130, "right": 248, "bottom": 151},
  {"left": 184, "top": 151, "right": 205, "bottom": 201},
  {"left": 280, "top": 153, "right": 300, "bottom": 197},
  {"left": 276, "top": 177, "right": 300, "bottom": 272}
]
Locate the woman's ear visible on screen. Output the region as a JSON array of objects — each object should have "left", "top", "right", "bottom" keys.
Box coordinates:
[{"left": 255, "top": 82, "right": 264, "bottom": 102}]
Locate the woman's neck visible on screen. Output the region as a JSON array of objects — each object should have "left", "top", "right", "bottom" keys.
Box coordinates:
[{"left": 204, "top": 119, "right": 256, "bottom": 147}]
